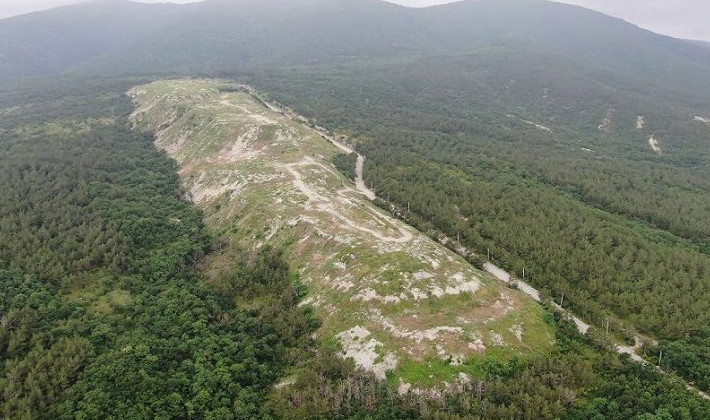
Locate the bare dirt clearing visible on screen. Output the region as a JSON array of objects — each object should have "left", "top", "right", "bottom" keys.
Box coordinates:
[
  {"left": 637, "top": 115, "right": 646, "bottom": 129},
  {"left": 649, "top": 133, "right": 662, "bottom": 154}
]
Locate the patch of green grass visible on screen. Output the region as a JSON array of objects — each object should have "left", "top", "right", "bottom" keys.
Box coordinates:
[
  {"left": 395, "top": 358, "right": 477, "bottom": 387},
  {"left": 485, "top": 300, "right": 555, "bottom": 354},
  {"left": 371, "top": 272, "right": 405, "bottom": 296}
]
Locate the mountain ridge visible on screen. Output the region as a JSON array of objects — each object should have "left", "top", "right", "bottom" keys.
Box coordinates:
[
  {"left": 127, "top": 78, "right": 554, "bottom": 385},
  {"left": 2, "top": 0, "right": 710, "bottom": 100}
]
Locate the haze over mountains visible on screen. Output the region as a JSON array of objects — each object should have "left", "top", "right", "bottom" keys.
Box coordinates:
[{"left": 2, "top": 0, "right": 710, "bottom": 102}]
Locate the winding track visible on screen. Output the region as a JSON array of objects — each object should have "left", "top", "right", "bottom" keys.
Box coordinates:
[
  {"left": 318, "top": 132, "right": 376, "bottom": 200},
  {"left": 281, "top": 158, "right": 411, "bottom": 243},
  {"left": 484, "top": 262, "right": 709, "bottom": 399},
  {"left": 244, "top": 86, "right": 376, "bottom": 200}
]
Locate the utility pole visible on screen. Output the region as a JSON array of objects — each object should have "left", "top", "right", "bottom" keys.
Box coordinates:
[
  {"left": 605, "top": 319, "right": 609, "bottom": 334},
  {"left": 560, "top": 293, "right": 564, "bottom": 308},
  {"left": 658, "top": 350, "right": 663, "bottom": 368},
  {"left": 487, "top": 248, "right": 490, "bottom": 261},
  {"left": 522, "top": 267, "right": 525, "bottom": 280}
]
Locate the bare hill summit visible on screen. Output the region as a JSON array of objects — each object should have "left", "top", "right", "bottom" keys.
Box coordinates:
[{"left": 128, "top": 79, "right": 553, "bottom": 386}]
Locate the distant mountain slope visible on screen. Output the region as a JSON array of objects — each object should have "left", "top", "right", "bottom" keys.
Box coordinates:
[
  {"left": 2, "top": 0, "right": 710, "bottom": 100},
  {"left": 426, "top": 0, "right": 710, "bottom": 100},
  {"left": 692, "top": 40, "right": 710, "bottom": 51},
  {"left": 0, "top": 0, "right": 176, "bottom": 78}
]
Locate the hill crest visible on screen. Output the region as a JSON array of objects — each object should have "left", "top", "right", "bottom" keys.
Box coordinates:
[{"left": 128, "top": 78, "right": 553, "bottom": 385}]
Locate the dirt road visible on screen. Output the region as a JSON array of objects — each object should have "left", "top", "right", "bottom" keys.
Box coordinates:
[
  {"left": 485, "top": 262, "right": 646, "bottom": 362},
  {"left": 282, "top": 158, "right": 411, "bottom": 243},
  {"left": 483, "top": 262, "right": 710, "bottom": 399},
  {"left": 242, "top": 86, "right": 376, "bottom": 201},
  {"left": 355, "top": 154, "right": 376, "bottom": 200}
]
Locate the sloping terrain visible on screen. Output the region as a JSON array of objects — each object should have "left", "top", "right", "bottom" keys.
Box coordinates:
[
  {"left": 3, "top": 0, "right": 710, "bottom": 101},
  {"left": 128, "top": 79, "right": 552, "bottom": 385}
]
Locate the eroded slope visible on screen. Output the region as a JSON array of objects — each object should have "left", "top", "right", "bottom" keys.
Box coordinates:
[{"left": 128, "top": 79, "right": 553, "bottom": 385}]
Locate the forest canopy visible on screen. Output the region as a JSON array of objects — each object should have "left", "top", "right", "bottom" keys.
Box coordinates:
[{"left": 0, "top": 75, "right": 708, "bottom": 419}]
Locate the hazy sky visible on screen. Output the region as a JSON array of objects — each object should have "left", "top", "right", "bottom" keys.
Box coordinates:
[{"left": 0, "top": 0, "right": 708, "bottom": 42}]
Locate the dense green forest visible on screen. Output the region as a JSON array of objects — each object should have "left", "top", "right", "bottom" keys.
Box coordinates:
[
  {"left": 4, "top": 0, "right": 710, "bottom": 106},
  {"left": 0, "top": 80, "right": 317, "bottom": 418},
  {"left": 2, "top": 76, "right": 710, "bottom": 418},
  {"left": 656, "top": 328, "right": 710, "bottom": 393},
  {"left": 2, "top": 0, "right": 710, "bottom": 415},
  {"left": 333, "top": 152, "right": 358, "bottom": 180}
]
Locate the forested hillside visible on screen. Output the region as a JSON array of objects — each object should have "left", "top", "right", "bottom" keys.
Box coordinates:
[
  {"left": 3, "top": 75, "right": 710, "bottom": 417},
  {"left": 0, "top": 79, "right": 317, "bottom": 417},
  {"left": 3, "top": 0, "right": 710, "bottom": 102},
  {"left": 3, "top": 0, "right": 710, "bottom": 417}
]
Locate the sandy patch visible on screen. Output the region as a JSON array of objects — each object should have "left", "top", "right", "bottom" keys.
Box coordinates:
[
  {"left": 598, "top": 109, "right": 615, "bottom": 132},
  {"left": 509, "top": 324, "right": 524, "bottom": 342},
  {"left": 649, "top": 134, "right": 661, "bottom": 154},
  {"left": 507, "top": 114, "right": 552, "bottom": 132},
  {"left": 337, "top": 326, "right": 398, "bottom": 379},
  {"left": 637, "top": 115, "right": 646, "bottom": 129}
]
